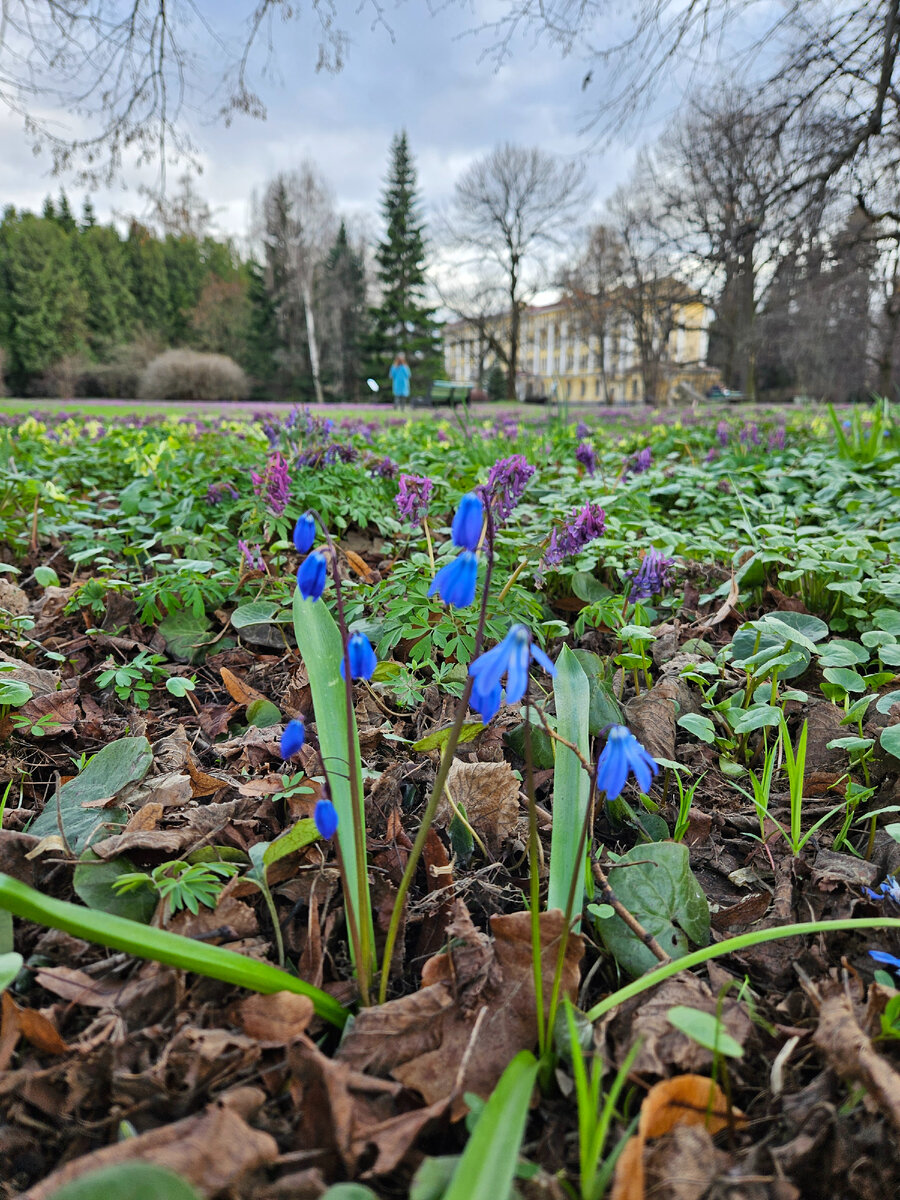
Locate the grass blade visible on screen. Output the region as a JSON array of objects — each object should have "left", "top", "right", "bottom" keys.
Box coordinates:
[
  {"left": 548, "top": 645, "right": 591, "bottom": 915},
  {"left": 442, "top": 1051, "right": 539, "bottom": 1200},
  {"left": 0, "top": 872, "right": 347, "bottom": 1027}
]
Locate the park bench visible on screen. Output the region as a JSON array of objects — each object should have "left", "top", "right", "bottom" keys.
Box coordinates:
[{"left": 411, "top": 379, "right": 474, "bottom": 407}]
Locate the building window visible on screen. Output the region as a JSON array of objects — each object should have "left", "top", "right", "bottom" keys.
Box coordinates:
[
  {"left": 595, "top": 378, "right": 601, "bottom": 397},
  {"left": 580, "top": 380, "right": 586, "bottom": 398}
]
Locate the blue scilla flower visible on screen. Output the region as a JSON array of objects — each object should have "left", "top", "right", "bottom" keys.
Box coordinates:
[
  {"left": 293, "top": 512, "right": 316, "bottom": 554},
  {"left": 341, "top": 631, "right": 378, "bottom": 680},
  {"left": 451, "top": 492, "right": 484, "bottom": 550},
  {"left": 469, "top": 679, "right": 503, "bottom": 724},
  {"left": 596, "top": 725, "right": 658, "bottom": 800},
  {"left": 468, "top": 624, "right": 556, "bottom": 714},
  {"left": 280, "top": 718, "right": 306, "bottom": 759},
  {"left": 870, "top": 949, "right": 900, "bottom": 975},
  {"left": 296, "top": 550, "right": 327, "bottom": 600},
  {"left": 428, "top": 550, "right": 478, "bottom": 608},
  {"left": 863, "top": 875, "right": 900, "bottom": 904},
  {"left": 314, "top": 798, "right": 339, "bottom": 840}
]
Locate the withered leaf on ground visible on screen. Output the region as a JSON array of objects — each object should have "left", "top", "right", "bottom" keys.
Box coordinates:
[
  {"left": 337, "top": 902, "right": 582, "bottom": 1114},
  {"left": 239, "top": 992, "right": 315, "bottom": 1044},
  {"left": 436, "top": 759, "right": 520, "bottom": 853},
  {"left": 611, "top": 1075, "right": 745, "bottom": 1200},
  {"left": 0, "top": 992, "right": 68, "bottom": 1071},
  {"left": 22, "top": 1086, "right": 278, "bottom": 1199}
]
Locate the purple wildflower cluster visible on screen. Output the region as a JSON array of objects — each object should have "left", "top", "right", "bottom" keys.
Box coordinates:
[
  {"left": 575, "top": 441, "right": 597, "bottom": 475},
  {"left": 543, "top": 503, "right": 606, "bottom": 567},
  {"left": 478, "top": 455, "right": 535, "bottom": 523},
  {"left": 238, "top": 540, "right": 265, "bottom": 572},
  {"left": 768, "top": 426, "right": 786, "bottom": 451},
  {"left": 370, "top": 455, "right": 398, "bottom": 479},
  {"left": 739, "top": 422, "right": 761, "bottom": 447},
  {"left": 576, "top": 421, "right": 590, "bottom": 439},
  {"left": 716, "top": 421, "right": 730, "bottom": 447},
  {"left": 395, "top": 474, "right": 434, "bottom": 526},
  {"left": 626, "top": 548, "right": 674, "bottom": 602},
  {"left": 623, "top": 447, "right": 652, "bottom": 477},
  {"left": 206, "top": 482, "right": 240, "bottom": 505},
  {"left": 251, "top": 452, "right": 291, "bottom": 516}
]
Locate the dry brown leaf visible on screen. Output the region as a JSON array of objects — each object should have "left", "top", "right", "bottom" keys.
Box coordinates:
[
  {"left": 220, "top": 665, "right": 267, "bottom": 707},
  {"left": 23, "top": 1086, "right": 278, "bottom": 1199},
  {"left": 0, "top": 992, "right": 68, "bottom": 1070},
  {"left": 288, "top": 1035, "right": 449, "bottom": 1177},
  {"left": 436, "top": 759, "right": 520, "bottom": 853},
  {"left": 597, "top": 974, "right": 752, "bottom": 1076},
  {"left": 611, "top": 1075, "right": 745, "bottom": 1200},
  {"left": 337, "top": 902, "right": 582, "bottom": 1115},
  {"left": 698, "top": 572, "right": 740, "bottom": 630},
  {"left": 19, "top": 687, "right": 80, "bottom": 732},
  {"left": 91, "top": 829, "right": 194, "bottom": 859},
  {"left": 643, "top": 1123, "right": 728, "bottom": 1200},
  {"left": 812, "top": 987, "right": 900, "bottom": 1132},
  {"left": 344, "top": 548, "right": 375, "bottom": 581},
  {"left": 239, "top": 993, "right": 315, "bottom": 1044},
  {"left": 122, "top": 802, "right": 165, "bottom": 833}
]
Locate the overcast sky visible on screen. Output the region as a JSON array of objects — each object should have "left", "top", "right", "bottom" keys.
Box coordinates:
[{"left": 0, "top": 1, "right": 749, "bottom": 245}]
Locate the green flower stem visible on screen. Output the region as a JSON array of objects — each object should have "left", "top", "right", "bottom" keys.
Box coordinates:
[
  {"left": 422, "top": 517, "right": 436, "bottom": 576},
  {"left": 0, "top": 872, "right": 348, "bottom": 1027},
  {"left": 584, "top": 917, "right": 900, "bottom": 1024},
  {"left": 377, "top": 505, "right": 497, "bottom": 1004},
  {"left": 524, "top": 690, "right": 546, "bottom": 1057}
]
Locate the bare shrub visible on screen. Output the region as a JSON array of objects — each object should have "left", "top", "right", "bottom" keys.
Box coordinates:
[
  {"left": 76, "top": 334, "right": 165, "bottom": 398},
  {"left": 138, "top": 349, "right": 249, "bottom": 401}
]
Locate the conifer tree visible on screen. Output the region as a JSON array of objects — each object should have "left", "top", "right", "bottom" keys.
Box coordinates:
[
  {"left": 367, "top": 131, "right": 442, "bottom": 388},
  {"left": 322, "top": 220, "right": 367, "bottom": 401}
]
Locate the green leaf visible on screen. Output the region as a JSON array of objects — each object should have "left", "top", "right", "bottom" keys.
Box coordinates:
[
  {"left": 0, "top": 871, "right": 347, "bottom": 1027},
  {"left": 165, "top": 676, "right": 196, "bottom": 697},
  {"left": 262, "top": 818, "right": 320, "bottom": 867},
  {"left": 732, "top": 704, "right": 782, "bottom": 734},
  {"left": 158, "top": 606, "right": 212, "bottom": 664},
  {"left": 246, "top": 697, "right": 282, "bottom": 727},
  {"left": 0, "top": 679, "right": 33, "bottom": 707},
  {"left": 666, "top": 1005, "right": 743, "bottom": 1058},
  {"left": 677, "top": 713, "right": 716, "bottom": 743},
  {"left": 231, "top": 600, "right": 279, "bottom": 629},
  {"left": 571, "top": 572, "right": 613, "bottom": 604},
  {"left": 760, "top": 611, "right": 829, "bottom": 647},
  {"left": 43, "top": 1162, "right": 203, "bottom": 1200},
  {"left": 0, "top": 951, "right": 22, "bottom": 993},
  {"left": 572, "top": 648, "right": 624, "bottom": 734},
  {"left": 30, "top": 736, "right": 152, "bottom": 853},
  {"left": 730, "top": 629, "right": 809, "bottom": 680},
  {"left": 874, "top": 608, "right": 900, "bottom": 634},
  {"left": 292, "top": 590, "right": 373, "bottom": 970},
  {"left": 413, "top": 722, "right": 484, "bottom": 752},
  {"left": 411, "top": 1157, "right": 461, "bottom": 1200},
  {"left": 879, "top": 644, "right": 900, "bottom": 666},
  {"left": 73, "top": 854, "right": 158, "bottom": 923},
  {"left": 503, "top": 718, "right": 555, "bottom": 769},
  {"left": 548, "top": 646, "right": 591, "bottom": 915},
  {"left": 442, "top": 1051, "right": 539, "bottom": 1200},
  {"left": 34, "top": 565, "right": 60, "bottom": 588},
  {"left": 885, "top": 822, "right": 900, "bottom": 843},
  {"left": 320, "top": 1187, "right": 379, "bottom": 1200},
  {"left": 822, "top": 667, "right": 867, "bottom": 694},
  {"left": 594, "top": 843, "right": 710, "bottom": 977},
  {"left": 879, "top": 725, "right": 900, "bottom": 760}
]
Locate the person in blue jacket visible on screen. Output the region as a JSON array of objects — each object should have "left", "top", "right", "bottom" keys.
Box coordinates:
[{"left": 389, "top": 352, "right": 411, "bottom": 409}]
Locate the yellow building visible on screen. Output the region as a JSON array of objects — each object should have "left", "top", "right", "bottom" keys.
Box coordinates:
[{"left": 443, "top": 291, "right": 717, "bottom": 404}]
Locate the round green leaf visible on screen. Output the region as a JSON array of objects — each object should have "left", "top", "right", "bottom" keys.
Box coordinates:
[
  {"left": 880, "top": 725, "right": 900, "bottom": 760},
  {"left": 0, "top": 951, "right": 23, "bottom": 993},
  {"left": 677, "top": 713, "right": 716, "bottom": 744},
  {"left": 44, "top": 1162, "right": 202, "bottom": 1200},
  {"left": 0, "top": 679, "right": 33, "bottom": 707}
]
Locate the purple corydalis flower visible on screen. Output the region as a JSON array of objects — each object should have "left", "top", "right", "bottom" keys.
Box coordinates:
[
  {"left": 768, "top": 427, "right": 786, "bottom": 451},
  {"left": 576, "top": 441, "right": 597, "bottom": 475},
  {"left": 716, "top": 421, "right": 730, "bottom": 447},
  {"left": 371, "top": 456, "right": 398, "bottom": 479},
  {"left": 576, "top": 421, "right": 590, "bottom": 439},
  {"left": 627, "top": 547, "right": 674, "bottom": 602},
  {"left": 396, "top": 474, "right": 434, "bottom": 526},
  {"left": 238, "top": 540, "right": 265, "bottom": 572},
  {"left": 479, "top": 454, "right": 535, "bottom": 523},
  {"left": 251, "top": 452, "right": 291, "bottom": 516},
  {"left": 740, "top": 422, "right": 761, "bottom": 447},
  {"left": 623, "top": 447, "right": 652, "bottom": 477},
  {"left": 543, "top": 503, "right": 606, "bottom": 568},
  {"left": 206, "top": 482, "right": 239, "bottom": 504}
]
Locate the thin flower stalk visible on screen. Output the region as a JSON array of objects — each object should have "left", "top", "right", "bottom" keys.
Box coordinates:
[{"left": 378, "top": 507, "right": 497, "bottom": 1004}]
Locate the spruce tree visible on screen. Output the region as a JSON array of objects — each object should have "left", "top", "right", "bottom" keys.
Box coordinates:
[
  {"left": 367, "top": 131, "right": 442, "bottom": 389},
  {"left": 323, "top": 221, "right": 367, "bottom": 401}
]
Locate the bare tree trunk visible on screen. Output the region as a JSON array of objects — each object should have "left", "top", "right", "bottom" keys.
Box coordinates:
[{"left": 301, "top": 278, "right": 324, "bottom": 406}]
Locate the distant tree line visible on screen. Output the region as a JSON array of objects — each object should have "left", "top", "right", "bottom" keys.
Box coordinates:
[{"left": 0, "top": 133, "right": 442, "bottom": 401}]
